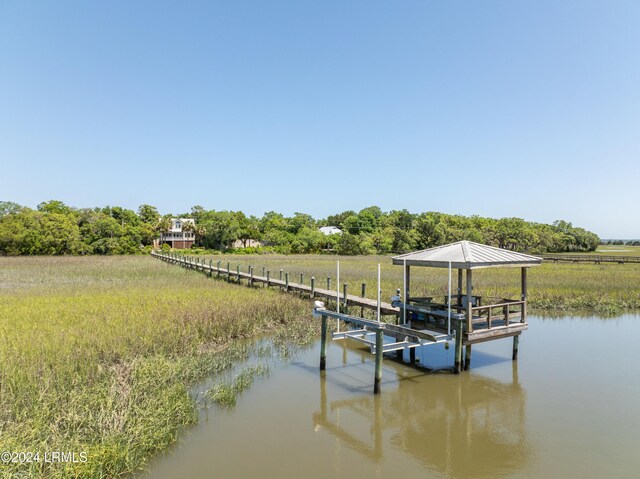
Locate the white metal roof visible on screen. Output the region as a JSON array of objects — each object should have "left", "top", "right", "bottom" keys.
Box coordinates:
[
  {"left": 319, "top": 226, "right": 342, "bottom": 235},
  {"left": 392, "top": 241, "right": 542, "bottom": 269}
]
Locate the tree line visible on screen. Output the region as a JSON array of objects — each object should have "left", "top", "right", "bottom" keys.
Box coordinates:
[{"left": 0, "top": 201, "right": 600, "bottom": 256}]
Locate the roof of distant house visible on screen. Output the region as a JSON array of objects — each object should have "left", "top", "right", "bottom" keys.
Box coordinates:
[
  {"left": 168, "top": 218, "right": 195, "bottom": 232},
  {"left": 319, "top": 226, "right": 342, "bottom": 235}
]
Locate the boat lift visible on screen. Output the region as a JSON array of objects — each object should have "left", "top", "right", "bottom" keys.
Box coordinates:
[{"left": 313, "top": 261, "right": 459, "bottom": 394}]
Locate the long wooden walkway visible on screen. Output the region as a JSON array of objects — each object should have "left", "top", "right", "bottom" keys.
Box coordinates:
[
  {"left": 151, "top": 251, "right": 399, "bottom": 315},
  {"left": 541, "top": 254, "right": 640, "bottom": 264}
]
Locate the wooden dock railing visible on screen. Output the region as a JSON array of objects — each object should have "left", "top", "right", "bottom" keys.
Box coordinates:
[
  {"left": 541, "top": 254, "right": 640, "bottom": 264},
  {"left": 151, "top": 251, "right": 400, "bottom": 316}
]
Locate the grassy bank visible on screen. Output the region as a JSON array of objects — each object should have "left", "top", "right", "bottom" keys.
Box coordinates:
[
  {"left": 0, "top": 256, "right": 316, "bottom": 478},
  {"left": 199, "top": 254, "right": 640, "bottom": 314}
]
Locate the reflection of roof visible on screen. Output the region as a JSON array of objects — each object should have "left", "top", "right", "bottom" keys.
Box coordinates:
[
  {"left": 392, "top": 241, "right": 542, "bottom": 269},
  {"left": 319, "top": 226, "right": 342, "bottom": 235}
]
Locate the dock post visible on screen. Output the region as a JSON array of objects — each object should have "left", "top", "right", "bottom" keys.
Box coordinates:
[
  {"left": 279, "top": 269, "right": 283, "bottom": 281},
  {"left": 249, "top": 267, "right": 254, "bottom": 287},
  {"left": 327, "top": 277, "right": 331, "bottom": 290},
  {"left": 236, "top": 265, "right": 240, "bottom": 284},
  {"left": 513, "top": 334, "right": 519, "bottom": 361},
  {"left": 227, "top": 262, "right": 230, "bottom": 282},
  {"left": 300, "top": 273, "right": 304, "bottom": 285},
  {"left": 361, "top": 283, "right": 366, "bottom": 317},
  {"left": 464, "top": 345, "right": 472, "bottom": 370},
  {"left": 262, "top": 266, "right": 265, "bottom": 277},
  {"left": 311, "top": 276, "right": 315, "bottom": 298},
  {"left": 209, "top": 260, "right": 213, "bottom": 277},
  {"left": 285, "top": 272, "right": 289, "bottom": 291},
  {"left": 374, "top": 329, "right": 383, "bottom": 394},
  {"left": 342, "top": 283, "right": 348, "bottom": 313},
  {"left": 454, "top": 321, "right": 463, "bottom": 374},
  {"left": 217, "top": 260, "right": 221, "bottom": 278},
  {"left": 266, "top": 270, "right": 270, "bottom": 286},
  {"left": 320, "top": 315, "right": 328, "bottom": 371}
]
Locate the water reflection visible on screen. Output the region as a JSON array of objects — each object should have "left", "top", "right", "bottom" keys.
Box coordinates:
[{"left": 313, "top": 345, "right": 530, "bottom": 479}]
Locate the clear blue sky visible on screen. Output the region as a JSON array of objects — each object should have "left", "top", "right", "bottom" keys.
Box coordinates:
[{"left": 1, "top": 1, "right": 638, "bottom": 238}]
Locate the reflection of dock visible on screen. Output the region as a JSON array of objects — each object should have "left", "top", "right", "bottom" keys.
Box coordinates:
[{"left": 313, "top": 357, "right": 529, "bottom": 479}]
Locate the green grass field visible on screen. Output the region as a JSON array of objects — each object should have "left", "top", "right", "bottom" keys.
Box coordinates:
[
  {"left": 201, "top": 253, "right": 640, "bottom": 314},
  {"left": 0, "top": 256, "right": 314, "bottom": 478}
]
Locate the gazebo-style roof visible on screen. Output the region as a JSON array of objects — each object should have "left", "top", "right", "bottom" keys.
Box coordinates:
[{"left": 392, "top": 241, "right": 542, "bottom": 270}]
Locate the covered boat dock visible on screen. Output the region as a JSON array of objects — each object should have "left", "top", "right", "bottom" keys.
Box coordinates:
[{"left": 314, "top": 241, "right": 542, "bottom": 393}]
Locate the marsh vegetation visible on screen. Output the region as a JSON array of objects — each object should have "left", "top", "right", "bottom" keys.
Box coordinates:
[{"left": 0, "top": 256, "right": 315, "bottom": 478}]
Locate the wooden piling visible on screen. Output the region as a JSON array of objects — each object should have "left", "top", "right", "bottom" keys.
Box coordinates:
[
  {"left": 249, "top": 267, "right": 254, "bottom": 287},
  {"left": 226, "top": 262, "right": 230, "bottom": 282},
  {"left": 311, "top": 276, "right": 315, "bottom": 298},
  {"left": 320, "top": 315, "right": 328, "bottom": 371},
  {"left": 326, "top": 277, "right": 331, "bottom": 290},
  {"left": 285, "top": 272, "right": 289, "bottom": 291},
  {"left": 454, "top": 321, "right": 463, "bottom": 374},
  {"left": 217, "top": 260, "right": 221, "bottom": 278},
  {"left": 279, "top": 269, "right": 283, "bottom": 281},
  {"left": 513, "top": 334, "right": 519, "bottom": 361},
  {"left": 374, "top": 329, "right": 383, "bottom": 394},
  {"left": 300, "top": 273, "right": 304, "bottom": 285},
  {"left": 266, "top": 270, "right": 270, "bottom": 286},
  {"left": 464, "top": 344, "right": 472, "bottom": 370},
  {"left": 342, "top": 283, "right": 348, "bottom": 312},
  {"left": 236, "top": 265, "right": 240, "bottom": 284},
  {"left": 209, "top": 259, "right": 213, "bottom": 277}
]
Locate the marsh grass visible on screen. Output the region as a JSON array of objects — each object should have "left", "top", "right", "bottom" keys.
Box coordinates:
[
  {"left": 0, "top": 256, "right": 316, "bottom": 478},
  {"left": 205, "top": 364, "right": 270, "bottom": 408},
  {"left": 203, "top": 253, "right": 640, "bottom": 314}
]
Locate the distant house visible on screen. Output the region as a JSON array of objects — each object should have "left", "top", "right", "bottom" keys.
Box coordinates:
[
  {"left": 319, "top": 226, "right": 342, "bottom": 236},
  {"left": 232, "top": 239, "right": 262, "bottom": 249},
  {"left": 159, "top": 218, "right": 196, "bottom": 249}
]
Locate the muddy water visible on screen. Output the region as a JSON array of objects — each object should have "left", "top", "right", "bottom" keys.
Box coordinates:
[{"left": 142, "top": 315, "right": 640, "bottom": 479}]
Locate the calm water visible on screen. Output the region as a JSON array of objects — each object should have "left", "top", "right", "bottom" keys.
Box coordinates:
[{"left": 142, "top": 315, "right": 640, "bottom": 479}]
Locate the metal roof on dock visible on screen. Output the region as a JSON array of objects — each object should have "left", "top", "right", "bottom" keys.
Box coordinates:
[{"left": 392, "top": 241, "right": 542, "bottom": 269}]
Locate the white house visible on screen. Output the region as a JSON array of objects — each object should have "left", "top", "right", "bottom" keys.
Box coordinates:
[
  {"left": 159, "top": 218, "right": 196, "bottom": 249},
  {"left": 319, "top": 226, "right": 342, "bottom": 236}
]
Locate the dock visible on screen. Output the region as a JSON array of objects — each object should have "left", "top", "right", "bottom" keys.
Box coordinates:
[
  {"left": 153, "top": 241, "right": 542, "bottom": 395},
  {"left": 151, "top": 251, "right": 399, "bottom": 315},
  {"left": 541, "top": 254, "right": 640, "bottom": 264}
]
